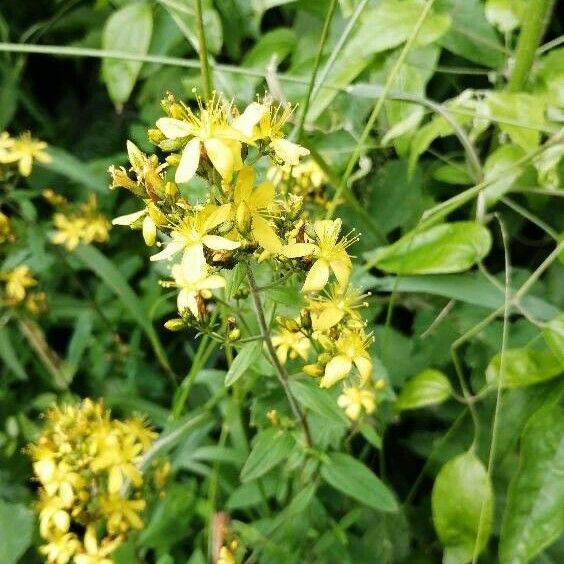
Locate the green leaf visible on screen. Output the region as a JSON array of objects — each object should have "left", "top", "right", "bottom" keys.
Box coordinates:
[
  {"left": 543, "top": 315, "right": 564, "bottom": 365},
  {"left": 359, "top": 422, "right": 382, "bottom": 450},
  {"left": 432, "top": 451, "right": 493, "bottom": 563},
  {"left": 308, "top": 0, "right": 451, "bottom": 120},
  {"left": 486, "top": 348, "right": 563, "bottom": 388},
  {"left": 73, "top": 245, "right": 172, "bottom": 376},
  {"left": 0, "top": 499, "right": 34, "bottom": 564},
  {"left": 64, "top": 311, "right": 93, "bottom": 382},
  {"left": 0, "top": 326, "right": 27, "bottom": 381},
  {"left": 102, "top": 2, "right": 153, "bottom": 106},
  {"left": 499, "top": 400, "right": 564, "bottom": 563},
  {"left": 241, "top": 428, "right": 295, "bottom": 482},
  {"left": 371, "top": 222, "right": 492, "bottom": 274},
  {"left": 483, "top": 144, "right": 526, "bottom": 205},
  {"left": 432, "top": 162, "right": 473, "bottom": 185},
  {"left": 436, "top": 0, "right": 506, "bottom": 68},
  {"left": 224, "top": 341, "right": 262, "bottom": 387},
  {"left": 289, "top": 379, "right": 348, "bottom": 425},
  {"left": 396, "top": 369, "right": 452, "bottom": 410},
  {"left": 321, "top": 452, "right": 398, "bottom": 512},
  {"left": 485, "top": 93, "right": 546, "bottom": 152}
]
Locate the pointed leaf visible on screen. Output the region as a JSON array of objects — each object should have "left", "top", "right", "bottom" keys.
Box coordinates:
[
  {"left": 397, "top": 369, "right": 452, "bottom": 410},
  {"left": 241, "top": 428, "right": 295, "bottom": 482}
]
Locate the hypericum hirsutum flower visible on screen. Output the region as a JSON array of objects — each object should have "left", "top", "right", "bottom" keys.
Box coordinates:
[
  {"left": 1, "top": 264, "right": 37, "bottom": 302},
  {"left": 156, "top": 93, "right": 245, "bottom": 183},
  {"left": 320, "top": 329, "right": 373, "bottom": 388},
  {"left": 162, "top": 250, "right": 226, "bottom": 318},
  {"left": 308, "top": 283, "right": 369, "bottom": 332},
  {"left": 28, "top": 399, "right": 164, "bottom": 564},
  {"left": 0, "top": 131, "right": 51, "bottom": 176},
  {"left": 271, "top": 325, "right": 311, "bottom": 364},
  {"left": 233, "top": 166, "right": 281, "bottom": 253},
  {"left": 233, "top": 99, "right": 310, "bottom": 165},
  {"left": 283, "top": 219, "right": 356, "bottom": 293},
  {"left": 150, "top": 203, "right": 239, "bottom": 265},
  {"left": 337, "top": 386, "right": 376, "bottom": 421}
]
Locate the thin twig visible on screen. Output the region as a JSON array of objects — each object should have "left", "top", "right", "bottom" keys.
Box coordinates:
[{"left": 246, "top": 269, "right": 313, "bottom": 447}]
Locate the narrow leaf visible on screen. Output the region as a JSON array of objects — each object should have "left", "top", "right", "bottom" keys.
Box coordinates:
[
  {"left": 225, "top": 341, "right": 262, "bottom": 386},
  {"left": 290, "top": 379, "right": 348, "bottom": 425},
  {"left": 241, "top": 428, "right": 295, "bottom": 482}
]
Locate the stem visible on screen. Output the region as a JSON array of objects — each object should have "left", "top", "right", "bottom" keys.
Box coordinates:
[
  {"left": 246, "top": 269, "right": 313, "bottom": 448},
  {"left": 194, "top": 0, "right": 213, "bottom": 99},
  {"left": 507, "top": 0, "right": 553, "bottom": 92},
  {"left": 326, "top": 0, "right": 436, "bottom": 219},
  {"left": 294, "top": 0, "right": 338, "bottom": 139}
]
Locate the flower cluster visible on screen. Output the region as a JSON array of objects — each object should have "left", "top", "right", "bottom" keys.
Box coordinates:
[
  {"left": 28, "top": 399, "right": 162, "bottom": 564},
  {"left": 110, "top": 91, "right": 380, "bottom": 420},
  {"left": 0, "top": 130, "right": 51, "bottom": 177},
  {"left": 44, "top": 190, "right": 111, "bottom": 251},
  {"left": 0, "top": 263, "right": 46, "bottom": 314}
]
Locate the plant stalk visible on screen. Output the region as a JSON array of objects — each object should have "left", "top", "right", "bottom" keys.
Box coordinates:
[
  {"left": 195, "top": 0, "right": 213, "bottom": 99},
  {"left": 246, "top": 269, "right": 313, "bottom": 447}
]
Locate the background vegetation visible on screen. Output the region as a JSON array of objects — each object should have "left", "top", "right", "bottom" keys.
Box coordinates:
[{"left": 0, "top": 0, "right": 563, "bottom": 563}]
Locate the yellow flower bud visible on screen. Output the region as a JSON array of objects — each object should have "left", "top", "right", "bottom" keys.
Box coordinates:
[
  {"left": 303, "top": 364, "right": 323, "bottom": 377},
  {"left": 164, "top": 318, "right": 186, "bottom": 331},
  {"left": 142, "top": 215, "right": 157, "bottom": 246},
  {"left": 165, "top": 181, "right": 179, "bottom": 201},
  {"left": 166, "top": 154, "right": 181, "bottom": 167},
  {"left": 228, "top": 328, "right": 241, "bottom": 342},
  {"left": 126, "top": 140, "right": 145, "bottom": 173},
  {"left": 147, "top": 203, "right": 167, "bottom": 226},
  {"left": 235, "top": 201, "right": 252, "bottom": 235},
  {"left": 148, "top": 128, "right": 165, "bottom": 144}
]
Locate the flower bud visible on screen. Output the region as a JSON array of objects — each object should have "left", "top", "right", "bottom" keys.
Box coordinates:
[
  {"left": 142, "top": 215, "right": 157, "bottom": 246},
  {"left": 266, "top": 409, "right": 279, "bottom": 426},
  {"left": 164, "top": 318, "right": 186, "bottom": 331},
  {"left": 235, "top": 202, "right": 252, "bottom": 235},
  {"left": 147, "top": 203, "right": 168, "bottom": 226},
  {"left": 228, "top": 328, "right": 241, "bottom": 342},
  {"left": 159, "top": 137, "right": 188, "bottom": 152},
  {"left": 148, "top": 128, "right": 165, "bottom": 144},
  {"left": 170, "top": 104, "right": 185, "bottom": 120},
  {"left": 166, "top": 154, "right": 181, "bottom": 168},
  {"left": 126, "top": 140, "right": 145, "bottom": 173},
  {"left": 375, "top": 378, "right": 386, "bottom": 390},
  {"left": 303, "top": 364, "right": 323, "bottom": 377},
  {"left": 284, "top": 318, "right": 300, "bottom": 332},
  {"left": 299, "top": 308, "right": 312, "bottom": 330},
  {"left": 108, "top": 166, "right": 146, "bottom": 197},
  {"left": 160, "top": 92, "right": 176, "bottom": 114},
  {"left": 165, "top": 181, "right": 179, "bottom": 201}
]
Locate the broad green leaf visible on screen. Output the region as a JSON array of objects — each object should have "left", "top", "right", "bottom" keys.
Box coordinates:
[
  {"left": 483, "top": 144, "right": 526, "bottom": 205},
  {"left": 359, "top": 422, "right": 382, "bottom": 450},
  {"left": 499, "top": 400, "right": 564, "bottom": 563},
  {"left": 436, "top": 0, "right": 506, "bottom": 68},
  {"left": 289, "top": 379, "right": 348, "bottom": 425},
  {"left": 486, "top": 348, "right": 562, "bottom": 388},
  {"left": 0, "top": 326, "right": 27, "bottom": 381},
  {"left": 396, "top": 369, "right": 452, "bottom": 410},
  {"left": 242, "top": 28, "right": 296, "bottom": 70},
  {"left": 308, "top": 0, "right": 451, "bottom": 120},
  {"left": 371, "top": 222, "right": 492, "bottom": 274},
  {"left": 369, "top": 273, "right": 559, "bottom": 320},
  {"left": 0, "top": 499, "right": 34, "bottom": 564},
  {"left": 432, "top": 451, "right": 493, "bottom": 563},
  {"left": 102, "top": 2, "right": 153, "bottom": 106},
  {"left": 74, "top": 245, "right": 172, "bottom": 376},
  {"left": 432, "top": 162, "right": 473, "bottom": 185},
  {"left": 321, "top": 452, "right": 398, "bottom": 512},
  {"left": 224, "top": 341, "right": 262, "bottom": 386},
  {"left": 485, "top": 93, "right": 546, "bottom": 152},
  {"left": 543, "top": 315, "right": 564, "bottom": 365},
  {"left": 241, "top": 428, "right": 295, "bottom": 482}
]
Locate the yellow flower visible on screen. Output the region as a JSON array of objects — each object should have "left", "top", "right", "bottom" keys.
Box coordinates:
[
  {"left": 164, "top": 250, "right": 226, "bottom": 318},
  {"left": 0, "top": 131, "right": 51, "bottom": 176},
  {"left": 271, "top": 326, "right": 310, "bottom": 364},
  {"left": 100, "top": 494, "right": 146, "bottom": 534},
  {"left": 38, "top": 495, "right": 71, "bottom": 538},
  {"left": 0, "top": 210, "right": 11, "bottom": 243},
  {"left": 117, "top": 414, "right": 157, "bottom": 451},
  {"left": 2, "top": 264, "right": 37, "bottom": 302},
  {"left": 33, "top": 459, "right": 84, "bottom": 507},
  {"left": 156, "top": 93, "right": 244, "bottom": 182},
  {"left": 233, "top": 166, "right": 281, "bottom": 252},
  {"left": 308, "top": 284, "right": 369, "bottom": 332},
  {"left": 283, "top": 219, "right": 355, "bottom": 293},
  {"left": 39, "top": 532, "right": 80, "bottom": 564},
  {"left": 233, "top": 100, "right": 309, "bottom": 165},
  {"left": 51, "top": 213, "right": 88, "bottom": 250},
  {"left": 74, "top": 526, "right": 122, "bottom": 564},
  {"left": 217, "top": 541, "right": 238, "bottom": 564},
  {"left": 320, "top": 330, "right": 373, "bottom": 388},
  {"left": 150, "top": 204, "right": 239, "bottom": 264},
  {"left": 337, "top": 387, "right": 376, "bottom": 420}
]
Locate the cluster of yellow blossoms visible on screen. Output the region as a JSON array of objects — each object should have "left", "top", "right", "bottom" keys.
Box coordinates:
[
  {"left": 44, "top": 190, "right": 111, "bottom": 250},
  {"left": 110, "top": 91, "right": 380, "bottom": 421},
  {"left": 0, "top": 130, "right": 51, "bottom": 177},
  {"left": 28, "top": 399, "right": 162, "bottom": 564}
]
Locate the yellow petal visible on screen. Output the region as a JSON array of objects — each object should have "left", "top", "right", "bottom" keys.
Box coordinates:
[
  {"left": 156, "top": 117, "right": 193, "bottom": 138},
  {"left": 142, "top": 215, "right": 157, "bottom": 246},
  {"left": 204, "top": 138, "right": 234, "bottom": 180},
  {"left": 108, "top": 466, "right": 122, "bottom": 494},
  {"left": 232, "top": 102, "right": 268, "bottom": 138},
  {"left": 252, "top": 216, "right": 282, "bottom": 253},
  {"left": 354, "top": 356, "right": 372, "bottom": 384},
  {"left": 150, "top": 239, "right": 185, "bottom": 261},
  {"left": 314, "top": 307, "right": 344, "bottom": 331},
  {"left": 320, "top": 355, "right": 352, "bottom": 388},
  {"left": 203, "top": 203, "right": 232, "bottom": 231},
  {"left": 198, "top": 274, "right": 226, "bottom": 290},
  {"left": 54, "top": 510, "right": 70, "bottom": 532},
  {"left": 330, "top": 258, "right": 352, "bottom": 288},
  {"left": 271, "top": 138, "right": 310, "bottom": 166},
  {"left": 234, "top": 166, "right": 255, "bottom": 203},
  {"left": 112, "top": 209, "right": 146, "bottom": 226},
  {"left": 282, "top": 243, "right": 317, "bottom": 258},
  {"left": 345, "top": 403, "right": 362, "bottom": 421},
  {"left": 303, "top": 259, "right": 330, "bottom": 293},
  {"left": 176, "top": 137, "right": 201, "bottom": 183},
  {"left": 202, "top": 234, "right": 241, "bottom": 250},
  {"left": 178, "top": 289, "right": 199, "bottom": 317},
  {"left": 251, "top": 181, "right": 275, "bottom": 210}
]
